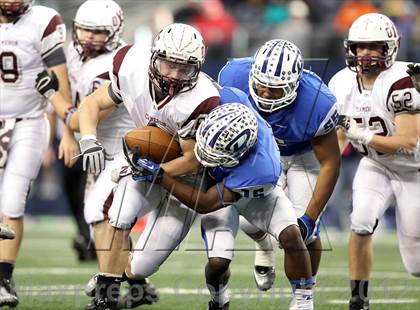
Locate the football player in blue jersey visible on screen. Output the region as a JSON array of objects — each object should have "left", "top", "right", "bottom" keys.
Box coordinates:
[
  {"left": 126, "top": 92, "right": 315, "bottom": 309},
  {"left": 218, "top": 39, "right": 341, "bottom": 308}
]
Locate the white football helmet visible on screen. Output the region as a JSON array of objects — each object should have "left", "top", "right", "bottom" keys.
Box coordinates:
[
  {"left": 149, "top": 23, "right": 205, "bottom": 96},
  {"left": 73, "top": 0, "right": 124, "bottom": 58},
  {"left": 249, "top": 39, "right": 303, "bottom": 112},
  {"left": 344, "top": 13, "right": 400, "bottom": 73},
  {"left": 0, "top": 0, "right": 33, "bottom": 19},
  {"left": 194, "top": 103, "right": 258, "bottom": 168}
]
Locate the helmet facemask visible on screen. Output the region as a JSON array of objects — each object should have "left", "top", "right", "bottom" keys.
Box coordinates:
[
  {"left": 148, "top": 52, "right": 201, "bottom": 97},
  {"left": 249, "top": 72, "right": 299, "bottom": 112},
  {"left": 344, "top": 40, "right": 399, "bottom": 74},
  {"left": 0, "top": 0, "right": 33, "bottom": 20}
]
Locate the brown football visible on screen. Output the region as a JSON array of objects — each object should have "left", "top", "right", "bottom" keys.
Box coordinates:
[{"left": 124, "top": 126, "right": 181, "bottom": 163}]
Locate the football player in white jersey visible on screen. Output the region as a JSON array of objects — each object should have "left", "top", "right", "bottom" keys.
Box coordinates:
[
  {"left": 328, "top": 13, "right": 420, "bottom": 310},
  {"left": 0, "top": 0, "right": 71, "bottom": 306},
  {"left": 78, "top": 23, "right": 220, "bottom": 310},
  {"left": 34, "top": 1, "right": 159, "bottom": 308}
]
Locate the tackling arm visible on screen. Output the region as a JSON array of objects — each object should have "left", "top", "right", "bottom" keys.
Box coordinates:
[
  {"left": 159, "top": 173, "right": 238, "bottom": 214},
  {"left": 307, "top": 130, "right": 341, "bottom": 221},
  {"left": 160, "top": 138, "right": 201, "bottom": 176}
]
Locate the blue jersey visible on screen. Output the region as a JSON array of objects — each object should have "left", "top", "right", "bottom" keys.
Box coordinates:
[
  {"left": 218, "top": 58, "right": 338, "bottom": 156},
  {"left": 207, "top": 86, "right": 281, "bottom": 198}
]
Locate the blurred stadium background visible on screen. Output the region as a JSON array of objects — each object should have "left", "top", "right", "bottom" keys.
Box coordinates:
[{"left": 19, "top": 0, "right": 420, "bottom": 309}]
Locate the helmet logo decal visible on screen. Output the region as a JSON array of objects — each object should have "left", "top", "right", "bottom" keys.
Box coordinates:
[{"left": 226, "top": 129, "right": 252, "bottom": 153}]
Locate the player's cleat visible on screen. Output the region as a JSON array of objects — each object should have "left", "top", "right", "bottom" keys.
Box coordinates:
[
  {"left": 253, "top": 265, "right": 276, "bottom": 291},
  {"left": 73, "top": 235, "right": 97, "bottom": 262},
  {"left": 349, "top": 296, "right": 369, "bottom": 310},
  {"left": 0, "top": 224, "right": 15, "bottom": 240},
  {"left": 85, "top": 297, "right": 118, "bottom": 310},
  {"left": 207, "top": 299, "right": 229, "bottom": 310},
  {"left": 0, "top": 278, "right": 19, "bottom": 308},
  {"left": 85, "top": 274, "right": 99, "bottom": 297},
  {"left": 117, "top": 278, "right": 159, "bottom": 309}
]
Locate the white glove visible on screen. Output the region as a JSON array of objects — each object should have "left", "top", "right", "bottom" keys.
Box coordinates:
[
  {"left": 79, "top": 135, "right": 105, "bottom": 175},
  {"left": 337, "top": 115, "right": 374, "bottom": 145}
]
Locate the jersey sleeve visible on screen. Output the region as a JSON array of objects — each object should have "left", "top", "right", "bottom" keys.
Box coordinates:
[
  {"left": 386, "top": 76, "right": 420, "bottom": 115},
  {"left": 177, "top": 96, "right": 220, "bottom": 139},
  {"left": 39, "top": 12, "right": 66, "bottom": 59},
  {"left": 315, "top": 104, "right": 339, "bottom": 136},
  {"left": 108, "top": 44, "right": 133, "bottom": 104}
]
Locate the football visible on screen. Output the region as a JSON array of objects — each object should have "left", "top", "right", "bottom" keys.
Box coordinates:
[{"left": 124, "top": 126, "right": 181, "bottom": 163}]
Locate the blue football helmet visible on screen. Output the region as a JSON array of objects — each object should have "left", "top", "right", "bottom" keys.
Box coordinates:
[
  {"left": 249, "top": 39, "right": 303, "bottom": 112},
  {"left": 195, "top": 103, "right": 258, "bottom": 167}
]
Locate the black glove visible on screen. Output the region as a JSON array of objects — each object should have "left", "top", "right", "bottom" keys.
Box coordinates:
[
  {"left": 35, "top": 70, "right": 59, "bottom": 98},
  {"left": 407, "top": 63, "right": 420, "bottom": 93}
]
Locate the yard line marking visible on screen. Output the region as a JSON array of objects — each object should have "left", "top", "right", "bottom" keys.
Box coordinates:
[
  {"left": 329, "top": 299, "right": 417, "bottom": 304},
  {"left": 15, "top": 285, "right": 420, "bottom": 294},
  {"left": 14, "top": 267, "right": 418, "bottom": 279}
]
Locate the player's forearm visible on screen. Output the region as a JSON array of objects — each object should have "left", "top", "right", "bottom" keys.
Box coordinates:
[
  {"left": 48, "top": 92, "right": 72, "bottom": 119},
  {"left": 306, "top": 160, "right": 340, "bottom": 221},
  {"left": 368, "top": 134, "right": 419, "bottom": 154},
  {"left": 160, "top": 151, "right": 200, "bottom": 176},
  {"left": 160, "top": 173, "right": 222, "bottom": 214},
  {"left": 78, "top": 96, "right": 100, "bottom": 136}
]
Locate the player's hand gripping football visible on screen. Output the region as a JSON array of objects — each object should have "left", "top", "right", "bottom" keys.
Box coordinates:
[
  {"left": 79, "top": 135, "right": 105, "bottom": 175},
  {"left": 337, "top": 115, "right": 373, "bottom": 145},
  {"left": 407, "top": 63, "right": 420, "bottom": 93},
  {"left": 35, "top": 70, "right": 59, "bottom": 98},
  {"left": 297, "top": 214, "right": 316, "bottom": 243},
  {"left": 122, "top": 138, "right": 164, "bottom": 183}
]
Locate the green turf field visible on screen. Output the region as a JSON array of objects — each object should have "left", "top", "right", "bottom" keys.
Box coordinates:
[{"left": 13, "top": 216, "right": 420, "bottom": 309}]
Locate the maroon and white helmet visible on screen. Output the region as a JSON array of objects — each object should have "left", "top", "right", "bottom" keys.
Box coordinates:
[
  {"left": 73, "top": 0, "right": 124, "bottom": 58},
  {"left": 0, "top": 0, "right": 33, "bottom": 19},
  {"left": 149, "top": 23, "right": 206, "bottom": 96},
  {"left": 344, "top": 13, "right": 400, "bottom": 74}
]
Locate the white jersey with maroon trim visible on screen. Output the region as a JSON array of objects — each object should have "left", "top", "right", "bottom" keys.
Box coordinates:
[
  {"left": 329, "top": 61, "right": 420, "bottom": 170},
  {"left": 67, "top": 42, "right": 135, "bottom": 157},
  {"left": 0, "top": 6, "right": 65, "bottom": 119},
  {"left": 109, "top": 44, "right": 220, "bottom": 140}
]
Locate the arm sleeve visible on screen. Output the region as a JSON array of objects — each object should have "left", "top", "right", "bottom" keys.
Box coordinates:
[
  {"left": 177, "top": 96, "right": 220, "bottom": 139},
  {"left": 43, "top": 46, "right": 66, "bottom": 67},
  {"left": 315, "top": 104, "right": 340, "bottom": 136},
  {"left": 108, "top": 45, "right": 133, "bottom": 104},
  {"left": 386, "top": 76, "right": 420, "bottom": 115},
  {"left": 40, "top": 14, "right": 66, "bottom": 59}
]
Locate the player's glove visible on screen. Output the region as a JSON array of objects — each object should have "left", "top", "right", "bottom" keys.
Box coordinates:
[
  {"left": 337, "top": 115, "right": 373, "bottom": 145},
  {"left": 79, "top": 135, "right": 105, "bottom": 175},
  {"left": 297, "top": 214, "right": 316, "bottom": 243},
  {"left": 407, "top": 63, "right": 420, "bottom": 93},
  {"left": 122, "top": 137, "right": 164, "bottom": 183},
  {"left": 35, "top": 70, "right": 58, "bottom": 98}
]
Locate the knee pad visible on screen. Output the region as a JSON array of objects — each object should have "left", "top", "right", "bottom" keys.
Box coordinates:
[
  {"left": 1, "top": 174, "right": 31, "bottom": 218},
  {"left": 130, "top": 252, "right": 161, "bottom": 278},
  {"left": 207, "top": 257, "right": 231, "bottom": 274},
  {"left": 239, "top": 216, "right": 265, "bottom": 239},
  {"left": 351, "top": 217, "right": 379, "bottom": 236}
]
